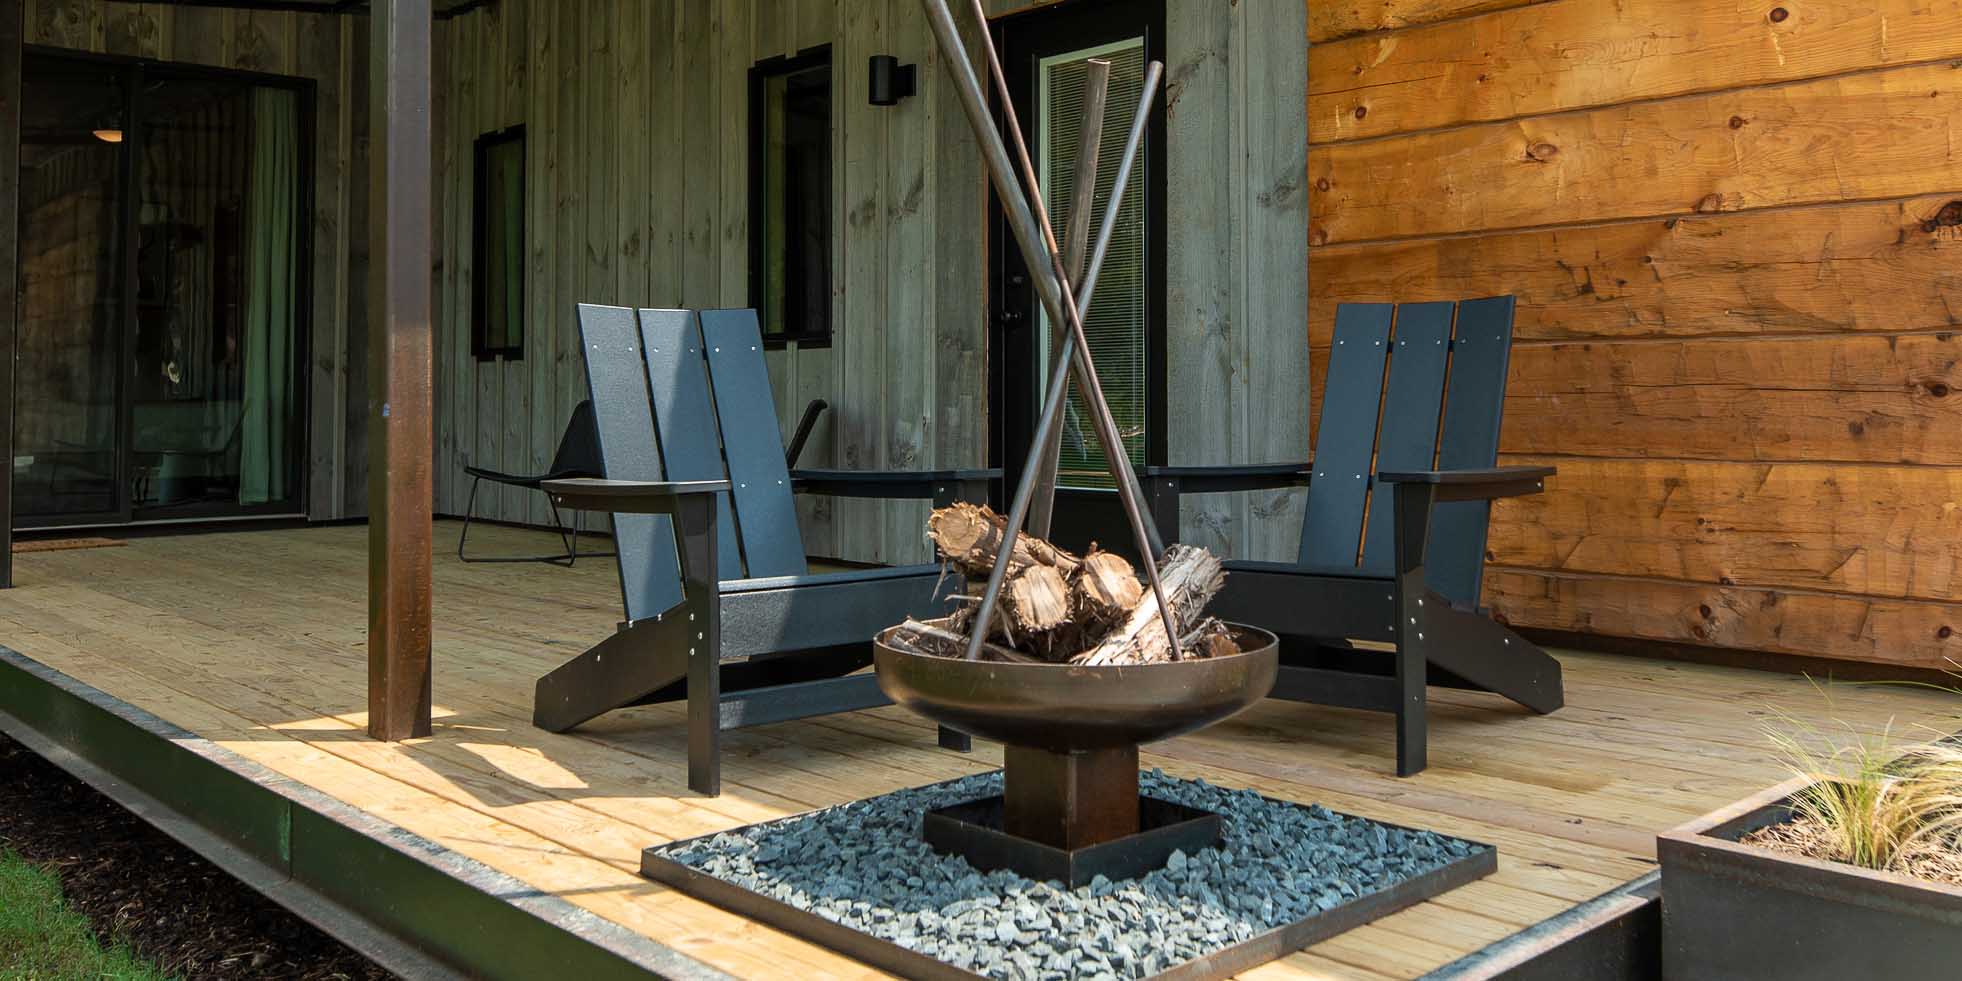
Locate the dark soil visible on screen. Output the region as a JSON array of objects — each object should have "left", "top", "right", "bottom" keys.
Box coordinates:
[{"left": 0, "top": 733, "right": 395, "bottom": 980}]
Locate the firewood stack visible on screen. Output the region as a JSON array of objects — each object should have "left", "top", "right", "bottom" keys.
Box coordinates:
[{"left": 886, "top": 503, "right": 1243, "bottom": 666}]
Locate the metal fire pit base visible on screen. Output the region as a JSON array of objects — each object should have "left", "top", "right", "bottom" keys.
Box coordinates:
[{"left": 924, "top": 793, "right": 1222, "bottom": 888}]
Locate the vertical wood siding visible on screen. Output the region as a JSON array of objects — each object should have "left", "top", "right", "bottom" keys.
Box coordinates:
[
  {"left": 1308, "top": 0, "right": 1962, "bottom": 670},
  {"left": 432, "top": 0, "right": 1309, "bottom": 565},
  {"left": 24, "top": 0, "right": 365, "bottom": 520}
]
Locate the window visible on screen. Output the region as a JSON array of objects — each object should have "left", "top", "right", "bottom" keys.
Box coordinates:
[
  {"left": 1039, "top": 38, "right": 1149, "bottom": 490},
  {"left": 473, "top": 125, "right": 525, "bottom": 360},
  {"left": 749, "top": 49, "right": 833, "bottom": 347}
]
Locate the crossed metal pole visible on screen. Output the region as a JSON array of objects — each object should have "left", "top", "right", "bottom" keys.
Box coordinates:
[{"left": 920, "top": 0, "right": 1180, "bottom": 661}]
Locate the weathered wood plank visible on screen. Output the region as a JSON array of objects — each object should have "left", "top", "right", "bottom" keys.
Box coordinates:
[
  {"left": 679, "top": 0, "right": 719, "bottom": 309},
  {"left": 882, "top": 0, "right": 933, "bottom": 565},
  {"left": 473, "top": 8, "right": 505, "bottom": 520},
  {"left": 1308, "top": 0, "right": 1539, "bottom": 43},
  {"left": 828, "top": 0, "right": 887, "bottom": 563},
  {"left": 1499, "top": 333, "right": 1962, "bottom": 465},
  {"left": 554, "top": 0, "right": 586, "bottom": 474},
  {"left": 645, "top": 0, "right": 680, "bottom": 306},
  {"left": 230, "top": 8, "right": 293, "bottom": 74},
  {"left": 717, "top": 0, "right": 751, "bottom": 307},
  {"left": 1312, "top": 0, "right": 1962, "bottom": 142},
  {"left": 1488, "top": 458, "right": 1962, "bottom": 601},
  {"left": 1167, "top": 0, "right": 1242, "bottom": 553},
  {"left": 1234, "top": 0, "right": 1311, "bottom": 562},
  {"left": 28, "top": 0, "right": 102, "bottom": 49},
  {"left": 1310, "top": 61, "right": 1962, "bottom": 244},
  {"left": 930, "top": 8, "right": 986, "bottom": 477},
  {"left": 524, "top": 0, "right": 555, "bottom": 527},
  {"left": 1309, "top": 195, "right": 1962, "bottom": 347},
  {"left": 1486, "top": 569, "right": 1961, "bottom": 670}
]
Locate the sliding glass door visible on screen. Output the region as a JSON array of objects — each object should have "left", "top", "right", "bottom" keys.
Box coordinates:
[{"left": 13, "top": 52, "right": 308, "bottom": 527}]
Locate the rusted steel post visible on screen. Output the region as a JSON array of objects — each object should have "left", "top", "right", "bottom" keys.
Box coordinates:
[
  {"left": 367, "top": 0, "right": 435, "bottom": 740},
  {"left": 0, "top": 0, "right": 19, "bottom": 589}
]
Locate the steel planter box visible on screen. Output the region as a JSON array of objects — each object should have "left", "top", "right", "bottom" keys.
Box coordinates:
[{"left": 1658, "top": 776, "right": 1962, "bottom": 981}]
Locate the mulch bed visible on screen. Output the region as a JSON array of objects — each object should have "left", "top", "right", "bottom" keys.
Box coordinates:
[{"left": 0, "top": 733, "right": 394, "bottom": 980}]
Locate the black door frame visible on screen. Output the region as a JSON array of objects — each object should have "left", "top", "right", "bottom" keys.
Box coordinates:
[
  {"left": 986, "top": 0, "right": 1167, "bottom": 558},
  {"left": 14, "top": 45, "right": 315, "bottom": 529}
]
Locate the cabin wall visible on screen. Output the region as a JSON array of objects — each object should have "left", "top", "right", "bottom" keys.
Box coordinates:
[
  {"left": 430, "top": 0, "right": 1309, "bottom": 565},
  {"left": 21, "top": 0, "right": 368, "bottom": 521},
  {"left": 1309, "top": 0, "right": 1962, "bottom": 670}
]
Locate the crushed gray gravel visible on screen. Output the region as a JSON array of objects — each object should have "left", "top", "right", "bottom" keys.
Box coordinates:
[{"left": 652, "top": 770, "right": 1491, "bottom": 979}]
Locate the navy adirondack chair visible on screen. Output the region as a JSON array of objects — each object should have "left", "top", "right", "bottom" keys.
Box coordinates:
[
  {"left": 1144, "top": 296, "right": 1562, "bottom": 776},
  {"left": 538, "top": 305, "right": 993, "bottom": 795}
]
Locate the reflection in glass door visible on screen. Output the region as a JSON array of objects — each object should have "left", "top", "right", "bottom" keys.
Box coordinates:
[
  {"left": 14, "top": 55, "right": 129, "bottom": 521},
  {"left": 12, "top": 53, "right": 306, "bottom": 527}
]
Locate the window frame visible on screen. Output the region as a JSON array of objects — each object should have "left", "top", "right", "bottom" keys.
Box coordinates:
[
  {"left": 747, "top": 45, "right": 835, "bottom": 350},
  {"left": 471, "top": 123, "right": 526, "bottom": 362}
]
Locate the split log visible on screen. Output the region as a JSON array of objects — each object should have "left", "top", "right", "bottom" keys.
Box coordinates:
[
  {"left": 1074, "top": 550, "right": 1143, "bottom": 622},
  {"left": 1005, "top": 564, "right": 1072, "bottom": 635},
  {"left": 887, "top": 618, "right": 1040, "bottom": 663},
  {"left": 929, "top": 503, "right": 1081, "bottom": 578},
  {"left": 1073, "top": 545, "right": 1226, "bottom": 666}
]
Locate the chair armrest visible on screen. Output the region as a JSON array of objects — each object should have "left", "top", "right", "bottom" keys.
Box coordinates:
[
  {"left": 791, "top": 468, "right": 999, "bottom": 502},
  {"left": 542, "top": 477, "right": 731, "bottom": 515},
  {"left": 1143, "top": 463, "right": 1312, "bottom": 496},
  {"left": 1377, "top": 465, "right": 1554, "bottom": 502}
]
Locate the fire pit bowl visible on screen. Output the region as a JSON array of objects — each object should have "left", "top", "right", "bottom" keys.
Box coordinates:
[
  {"left": 875, "top": 620, "right": 1278, "bottom": 884},
  {"left": 873, "top": 621, "right": 1279, "bottom": 752}
]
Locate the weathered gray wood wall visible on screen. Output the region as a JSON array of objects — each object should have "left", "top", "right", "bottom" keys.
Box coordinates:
[
  {"left": 21, "top": 0, "right": 368, "bottom": 521},
  {"left": 431, "top": 0, "right": 1308, "bottom": 564}
]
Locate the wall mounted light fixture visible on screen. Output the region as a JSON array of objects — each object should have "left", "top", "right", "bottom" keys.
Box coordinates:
[{"left": 868, "top": 55, "right": 916, "bottom": 106}]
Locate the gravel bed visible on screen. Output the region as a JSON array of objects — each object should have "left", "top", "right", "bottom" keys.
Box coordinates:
[{"left": 653, "top": 770, "right": 1490, "bottom": 979}]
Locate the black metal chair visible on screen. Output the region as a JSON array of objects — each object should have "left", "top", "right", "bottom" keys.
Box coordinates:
[{"left": 457, "top": 400, "right": 616, "bottom": 565}]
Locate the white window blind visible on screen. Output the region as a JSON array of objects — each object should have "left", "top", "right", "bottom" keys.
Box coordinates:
[{"left": 1038, "top": 37, "right": 1148, "bottom": 491}]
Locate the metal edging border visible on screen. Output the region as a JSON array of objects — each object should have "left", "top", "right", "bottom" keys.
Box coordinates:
[
  {"left": 1418, "top": 870, "right": 1662, "bottom": 981},
  {"left": 0, "top": 644, "right": 735, "bottom": 981}
]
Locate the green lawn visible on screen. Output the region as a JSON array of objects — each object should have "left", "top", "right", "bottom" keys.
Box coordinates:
[{"left": 0, "top": 848, "right": 171, "bottom": 981}]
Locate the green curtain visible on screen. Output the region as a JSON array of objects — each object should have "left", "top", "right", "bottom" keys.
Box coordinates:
[{"left": 239, "top": 88, "right": 297, "bottom": 505}]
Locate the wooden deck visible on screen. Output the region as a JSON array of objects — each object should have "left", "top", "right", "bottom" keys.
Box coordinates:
[{"left": 1, "top": 523, "right": 1954, "bottom": 979}]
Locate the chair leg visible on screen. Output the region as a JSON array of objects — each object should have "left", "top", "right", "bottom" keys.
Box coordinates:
[
  {"left": 457, "top": 477, "right": 483, "bottom": 562},
  {"left": 544, "top": 499, "right": 576, "bottom": 567},
  {"left": 677, "top": 496, "right": 723, "bottom": 797},
  {"left": 938, "top": 726, "right": 973, "bottom": 752},
  {"left": 1394, "top": 583, "right": 1429, "bottom": 777}
]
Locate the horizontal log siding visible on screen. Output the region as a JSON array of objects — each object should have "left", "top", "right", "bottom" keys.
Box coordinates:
[{"left": 1308, "top": 0, "right": 1962, "bottom": 669}]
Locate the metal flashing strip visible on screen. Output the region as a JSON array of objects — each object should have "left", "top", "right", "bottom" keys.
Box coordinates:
[
  {"left": 0, "top": 645, "right": 733, "bottom": 981},
  {"left": 1420, "top": 870, "right": 1662, "bottom": 981}
]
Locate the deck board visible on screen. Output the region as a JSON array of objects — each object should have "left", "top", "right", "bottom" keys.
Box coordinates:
[{"left": 1, "top": 523, "right": 1954, "bottom": 980}]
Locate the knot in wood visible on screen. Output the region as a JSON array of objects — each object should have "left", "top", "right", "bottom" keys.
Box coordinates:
[
  {"left": 1923, "top": 200, "right": 1962, "bottom": 233},
  {"left": 1694, "top": 193, "right": 1724, "bottom": 213},
  {"left": 1728, "top": 115, "right": 1747, "bottom": 130},
  {"left": 1768, "top": 6, "right": 1789, "bottom": 22},
  {"left": 1352, "top": 105, "right": 1368, "bottom": 120},
  {"left": 1939, "top": 625, "right": 1955, "bottom": 640},
  {"left": 1524, "top": 142, "right": 1559, "bottom": 163}
]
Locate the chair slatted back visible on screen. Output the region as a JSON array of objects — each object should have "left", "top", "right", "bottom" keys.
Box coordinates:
[
  {"left": 1297, "top": 303, "right": 1393, "bottom": 573},
  {"left": 700, "top": 310, "right": 810, "bottom": 579},
  {"left": 577, "top": 303, "right": 685, "bottom": 621},
  {"left": 1429, "top": 296, "right": 1517, "bottom": 607},
  {"left": 638, "top": 309, "right": 744, "bottom": 578},
  {"left": 1299, "top": 297, "right": 1517, "bottom": 608}
]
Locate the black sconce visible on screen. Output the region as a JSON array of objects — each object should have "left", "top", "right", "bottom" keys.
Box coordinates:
[{"left": 868, "top": 55, "right": 917, "bottom": 106}]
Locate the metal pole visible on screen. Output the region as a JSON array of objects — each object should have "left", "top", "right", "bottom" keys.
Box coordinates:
[
  {"left": 367, "top": 0, "right": 435, "bottom": 739},
  {"left": 1028, "top": 57, "right": 1108, "bottom": 540},
  {"left": 924, "top": 0, "right": 1176, "bottom": 659}
]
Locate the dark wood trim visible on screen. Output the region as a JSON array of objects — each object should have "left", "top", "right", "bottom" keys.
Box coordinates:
[
  {"left": 470, "top": 122, "right": 524, "bottom": 361},
  {"left": 0, "top": 0, "right": 17, "bottom": 588},
  {"left": 746, "top": 45, "right": 834, "bottom": 351},
  {"left": 366, "top": 0, "right": 434, "bottom": 741}
]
